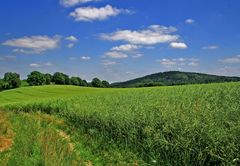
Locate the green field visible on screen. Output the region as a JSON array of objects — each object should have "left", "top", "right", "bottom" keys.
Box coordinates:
[{"left": 0, "top": 83, "right": 240, "bottom": 165}]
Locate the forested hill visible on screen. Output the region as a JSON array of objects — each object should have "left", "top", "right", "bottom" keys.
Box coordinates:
[{"left": 111, "top": 71, "right": 240, "bottom": 88}]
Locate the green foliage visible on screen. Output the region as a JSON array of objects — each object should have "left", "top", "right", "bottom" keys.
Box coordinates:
[
  {"left": 27, "top": 71, "right": 46, "bottom": 86},
  {"left": 1, "top": 83, "right": 240, "bottom": 165},
  {"left": 52, "top": 72, "right": 67, "bottom": 85},
  {"left": 91, "top": 78, "right": 103, "bottom": 87},
  {"left": 111, "top": 71, "right": 240, "bottom": 88},
  {"left": 69, "top": 77, "right": 78, "bottom": 86},
  {"left": 45, "top": 73, "right": 52, "bottom": 85},
  {"left": 3, "top": 72, "right": 21, "bottom": 89},
  {"left": 0, "top": 79, "right": 4, "bottom": 91},
  {"left": 102, "top": 80, "right": 110, "bottom": 88}
]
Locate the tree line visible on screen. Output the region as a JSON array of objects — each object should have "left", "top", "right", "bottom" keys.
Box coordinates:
[{"left": 0, "top": 71, "right": 110, "bottom": 92}]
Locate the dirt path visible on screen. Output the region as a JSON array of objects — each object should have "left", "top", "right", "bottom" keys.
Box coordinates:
[{"left": 0, "top": 111, "right": 14, "bottom": 152}]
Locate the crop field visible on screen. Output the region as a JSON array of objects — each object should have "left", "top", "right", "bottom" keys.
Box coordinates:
[{"left": 0, "top": 83, "right": 240, "bottom": 165}]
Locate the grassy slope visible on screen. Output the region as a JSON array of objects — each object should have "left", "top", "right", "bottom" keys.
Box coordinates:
[
  {"left": 0, "top": 85, "right": 105, "bottom": 105},
  {"left": 1, "top": 83, "right": 240, "bottom": 165}
]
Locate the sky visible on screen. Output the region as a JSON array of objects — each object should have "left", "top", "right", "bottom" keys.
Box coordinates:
[{"left": 0, "top": 0, "right": 240, "bottom": 82}]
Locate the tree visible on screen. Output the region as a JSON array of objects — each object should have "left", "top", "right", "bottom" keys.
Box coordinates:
[
  {"left": 0, "top": 79, "right": 5, "bottom": 91},
  {"left": 102, "top": 80, "right": 110, "bottom": 88},
  {"left": 91, "top": 78, "right": 102, "bottom": 87},
  {"left": 63, "top": 74, "right": 70, "bottom": 85},
  {"left": 27, "top": 71, "right": 46, "bottom": 86},
  {"left": 52, "top": 72, "right": 66, "bottom": 85},
  {"left": 4, "top": 72, "right": 21, "bottom": 89},
  {"left": 52, "top": 72, "right": 70, "bottom": 85},
  {"left": 70, "top": 77, "right": 80, "bottom": 86},
  {"left": 82, "top": 80, "right": 88, "bottom": 87},
  {"left": 45, "top": 73, "right": 52, "bottom": 85}
]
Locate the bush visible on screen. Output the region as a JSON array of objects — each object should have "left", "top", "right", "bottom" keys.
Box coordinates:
[
  {"left": 4, "top": 72, "right": 21, "bottom": 89},
  {"left": 27, "top": 71, "right": 46, "bottom": 86},
  {"left": 91, "top": 78, "right": 102, "bottom": 87}
]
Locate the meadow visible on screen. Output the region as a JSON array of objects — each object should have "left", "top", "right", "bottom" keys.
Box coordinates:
[{"left": 0, "top": 83, "right": 240, "bottom": 165}]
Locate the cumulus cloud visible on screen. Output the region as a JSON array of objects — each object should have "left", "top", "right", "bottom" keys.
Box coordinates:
[
  {"left": 219, "top": 55, "right": 240, "bottom": 64},
  {"left": 111, "top": 44, "right": 140, "bottom": 52},
  {"left": 65, "top": 35, "right": 78, "bottom": 42},
  {"left": 60, "top": 0, "right": 100, "bottom": 7},
  {"left": 3, "top": 35, "right": 60, "bottom": 54},
  {"left": 185, "top": 19, "right": 195, "bottom": 24},
  {"left": 29, "top": 62, "right": 53, "bottom": 68},
  {"left": 202, "top": 45, "right": 219, "bottom": 50},
  {"left": 102, "top": 59, "right": 118, "bottom": 66},
  {"left": 105, "top": 51, "right": 128, "bottom": 59},
  {"left": 81, "top": 56, "right": 91, "bottom": 60},
  {"left": 70, "top": 5, "right": 129, "bottom": 22},
  {"left": 158, "top": 58, "right": 199, "bottom": 68},
  {"left": 100, "top": 25, "right": 179, "bottom": 45},
  {"left": 169, "top": 42, "right": 188, "bottom": 49}
]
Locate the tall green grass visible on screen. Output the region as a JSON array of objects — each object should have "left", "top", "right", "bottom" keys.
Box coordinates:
[{"left": 2, "top": 83, "right": 240, "bottom": 165}]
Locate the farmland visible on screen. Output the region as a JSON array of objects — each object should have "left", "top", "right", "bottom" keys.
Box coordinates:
[{"left": 0, "top": 83, "right": 240, "bottom": 165}]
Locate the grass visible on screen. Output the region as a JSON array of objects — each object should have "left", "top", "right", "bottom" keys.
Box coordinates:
[{"left": 0, "top": 82, "right": 240, "bottom": 165}]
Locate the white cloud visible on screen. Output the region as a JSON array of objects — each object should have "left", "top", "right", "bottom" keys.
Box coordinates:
[
  {"left": 70, "top": 5, "right": 129, "bottom": 22},
  {"left": 81, "top": 56, "right": 91, "bottom": 60},
  {"left": 158, "top": 58, "right": 199, "bottom": 68},
  {"left": 105, "top": 51, "right": 128, "bottom": 59},
  {"left": 67, "top": 43, "right": 75, "bottom": 48},
  {"left": 111, "top": 44, "right": 140, "bottom": 52},
  {"left": 132, "top": 53, "right": 143, "bottom": 58},
  {"left": 100, "top": 25, "right": 179, "bottom": 45},
  {"left": 202, "top": 45, "right": 219, "bottom": 50},
  {"left": 65, "top": 35, "right": 78, "bottom": 42},
  {"left": 29, "top": 63, "right": 41, "bottom": 68},
  {"left": 102, "top": 59, "right": 118, "bottom": 66},
  {"left": 159, "top": 59, "right": 177, "bottom": 66},
  {"left": 13, "top": 48, "right": 39, "bottom": 54},
  {"left": 169, "top": 42, "right": 188, "bottom": 49},
  {"left": 185, "top": 19, "right": 195, "bottom": 24},
  {"left": 216, "top": 66, "right": 240, "bottom": 76},
  {"left": 29, "top": 62, "right": 53, "bottom": 68},
  {"left": 60, "top": 0, "right": 100, "bottom": 7},
  {"left": 3, "top": 35, "right": 60, "bottom": 54},
  {"left": 219, "top": 55, "right": 240, "bottom": 64}
]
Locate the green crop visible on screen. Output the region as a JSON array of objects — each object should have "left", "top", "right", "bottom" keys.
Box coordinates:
[{"left": 1, "top": 82, "right": 240, "bottom": 165}]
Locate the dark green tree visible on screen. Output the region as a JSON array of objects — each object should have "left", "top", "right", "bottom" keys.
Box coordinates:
[
  {"left": 52, "top": 72, "right": 70, "bottom": 85},
  {"left": 0, "top": 79, "right": 5, "bottom": 91},
  {"left": 70, "top": 77, "right": 80, "bottom": 86},
  {"left": 91, "top": 78, "right": 103, "bottom": 87},
  {"left": 102, "top": 80, "right": 110, "bottom": 88},
  {"left": 82, "top": 80, "right": 88, "bottom": 87},
  {"left": 27, "top": 71, "right": 46, "bottom": 86},
  {"left": 52, "top": 72, "right": 66, "bottom": 85},
  {"left": 45, "top": 73, "right": 52, "bottom": 85},
  {"left": 4, "top": 72, "right": 21, "bottom": 89}
]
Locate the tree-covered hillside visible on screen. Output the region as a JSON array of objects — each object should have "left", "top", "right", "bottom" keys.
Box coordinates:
[{"left": 111, "top": 71, "right": 240, "bottom": 87}]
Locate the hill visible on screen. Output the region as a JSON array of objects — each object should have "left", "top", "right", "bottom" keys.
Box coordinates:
[{"left": 111, "top": 71, "right": 240, "bottom": 87}]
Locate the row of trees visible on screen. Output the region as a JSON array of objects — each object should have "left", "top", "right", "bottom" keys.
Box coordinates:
[
  {"left": 26, "top": 71, "right": 110, "bottom": 88},
  {"left": 0, "top": 71, "right": 110, "bottom": 92},
  {"left": 0, "top": 72, "right": 21, "bottom": 91}
]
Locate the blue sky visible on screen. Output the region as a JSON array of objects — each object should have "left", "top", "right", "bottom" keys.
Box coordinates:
[{"left": 0, "top": 0, "right": 240, "bottom": 82}]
